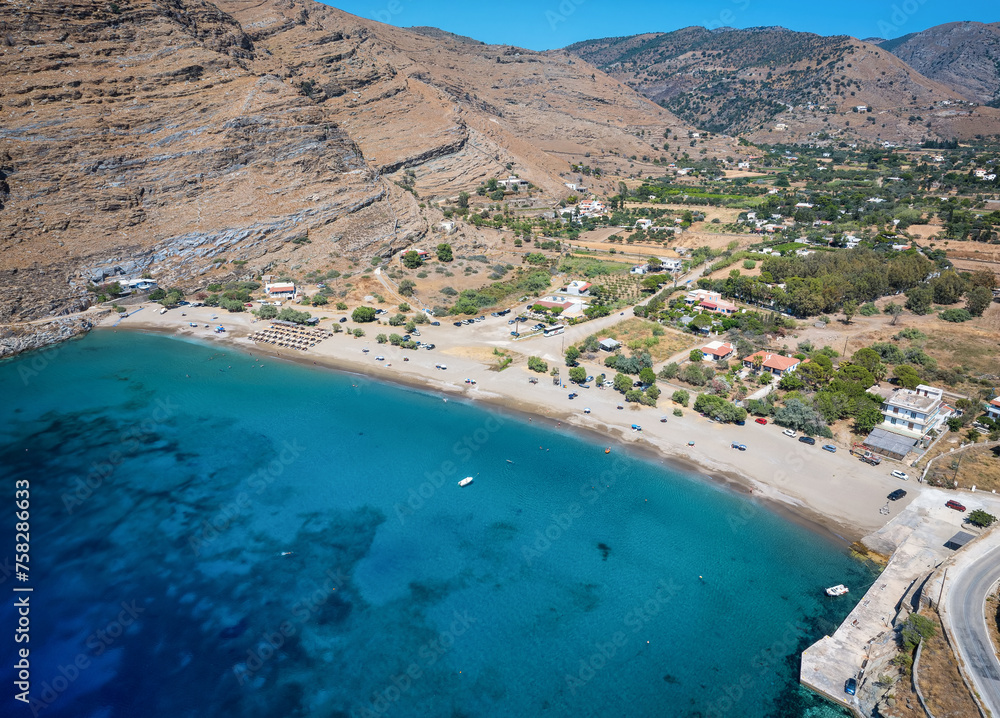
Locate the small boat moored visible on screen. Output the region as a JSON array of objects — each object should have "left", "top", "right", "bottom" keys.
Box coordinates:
[
  {"left": 458, "top": 476, "right": 474, "bottom": 487},
  {"left": 825, "top": 584, "right": 849, "bottom": 597}
]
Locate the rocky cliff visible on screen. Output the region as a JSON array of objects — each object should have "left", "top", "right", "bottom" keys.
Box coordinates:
[{"left": 0, "top": 0, "right": 698, "bottom": 334}]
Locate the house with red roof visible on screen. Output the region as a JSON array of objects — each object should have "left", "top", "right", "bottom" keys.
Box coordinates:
[
  {"left": 742, "top": 351, "right": 801, "bottom": 376},
  {"left": 988, "top": 397, "right": 1000, "bottom": 422},
  {"left": 700, "top": 341, "right": 735, "bottom": 361},
  {"left": 698, "top": 299, "right": 738, "bottom": 316}
]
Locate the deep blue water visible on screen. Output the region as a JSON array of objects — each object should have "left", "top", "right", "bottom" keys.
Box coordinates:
[{"left": 0, "top": 331, "right": 873, "bottom": 718}]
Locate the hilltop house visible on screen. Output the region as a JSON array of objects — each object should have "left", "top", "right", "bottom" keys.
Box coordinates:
[
  {"left": 125, "top": 278, "right": 158, "bottom": 293},
  {"left": 498, "top": 176, "right": 529, "bottom": 191},
  {"left": 742, "top": 351, "right": 801, "bottom": 377},
  {"left": 987, "top": 397, "right": 1000, "bottom": 422}
]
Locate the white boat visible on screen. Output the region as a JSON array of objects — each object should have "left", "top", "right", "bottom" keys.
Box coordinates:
[
  {"left": 825, "top": 584, "right": 849, "bottom": 597},
  {"left": 458, "top": 476, "right": 474, "bottom": 487}
]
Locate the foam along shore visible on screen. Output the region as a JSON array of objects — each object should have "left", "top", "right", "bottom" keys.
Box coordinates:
[{"left": 101, "top": 304, "right": 919, "bottom": 542}]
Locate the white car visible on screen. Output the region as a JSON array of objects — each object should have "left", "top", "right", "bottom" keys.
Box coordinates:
[
  {"left": 782, "top": 429, "right": 797, "bottom": 438},
  {"left": 891, "top": 470, "right": 909, "bottom": 481}
]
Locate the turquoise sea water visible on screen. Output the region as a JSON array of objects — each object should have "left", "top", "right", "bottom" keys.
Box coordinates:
[{"left": 0, "top": 331, "right": 873, "bottom": 717}]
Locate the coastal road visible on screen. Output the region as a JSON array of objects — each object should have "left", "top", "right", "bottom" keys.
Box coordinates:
[{"left": 946, "top": 542, "right": 1000, "bottom": 716}]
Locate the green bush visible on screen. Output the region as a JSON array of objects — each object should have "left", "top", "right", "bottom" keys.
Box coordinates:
[
  {"left": 940, "top": 308, "right": 972, "bottom": 323},
  {"left": 858, "top": 303, "right": 879, "bottom": 316},
  {"left": 673, "top": 408, "right": 684, "bottom": 417},
  {"left": 352, "top": 306, "right": 377, "bottom": 323},
  {"left": 528, "top": 356, "right": 548, "bottom": 373},
  {"left": 671, "top": 390, "right": 689, "bottom": 406}
]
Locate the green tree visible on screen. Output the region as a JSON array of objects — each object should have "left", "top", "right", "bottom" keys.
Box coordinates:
[
  {"left": 965, "top": 286, "right": 993, "bottom": 317},
  {"left": 842, "top": 299, "right": 857, "bottom": 324},
  {"left": 352, "top": 328, "right": 365, "bottom": 338},
  {"left": 352, "top": 306, "right": 377, "bottom": 323},
  {"left": 398, "top": 302, "right": 410, "bottom": 312},
  {"left": 311, "top": 294, "right": 328, "bottom": 306},
  {"left": 853, "top": 404, "right": 883, "bottom": 434},
  {"left": 884, "top": 302, "right": 903, "bottom": 326},
  {"left": 968, "top": 509, "right": 997, "bottom": 528},
  {"left": 376, "top": 333, "right": 388, "bottom": 344},
  {"left": 528, "top": 356, "right": 548, "bottom": 373},
  {"left": 436, "top": 243, "right": 454, "bottom": 262},
  {"left": 402, "top": 251, "right": 423, "bottom": 269},
  {"left": 646, "top": 385, "right": 661, "bottom": 401},
  {"left": 255, "top": 305, "right": 279, "bottom": 319},
  {"left": 565, "top": 346, "right": 581, "bottom": 366},
  {"left": 904, "top": 285, "right": 933, "bottom": 315},
  {"left": 569, "top": 366, "right": 587, "bottom": 383},
  {"left": 931, "top": 271, "right": 966, "bottom": 304},
  {"left": 893, "top": 364, "right": 921, "bottom": 390},
  {"left": 613, "top": 373, "right": 632, "bottom": 393},
  {"left": 457, "top": 192, "right": 470, "bottom": 209},
  {"left": 659, "top": 362, "right": 679, "bottom": 380},
  {"left": 336, "top": 302, "right": 348, "bottom": 311},
  {"left": 398, "top": 279, "right": 416, "bottom": 297},
  {"left": 689, "top": 349, "right": 704, "bottom": 363},
  {"left": 639, "top": 367, "right": 657, "bottom": 386},
  {"left": 672, "top": 389, "right": 690, "bottom": 406}
]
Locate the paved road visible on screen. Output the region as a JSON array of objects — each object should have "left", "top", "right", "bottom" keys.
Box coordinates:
[{"left": 947, "top": 543, "right": 1000, "bottom": 716}]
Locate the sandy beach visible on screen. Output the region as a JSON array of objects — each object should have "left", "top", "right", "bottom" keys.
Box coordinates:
[{"left": 99, "top": 303, "right": 928, "bottom": 543}]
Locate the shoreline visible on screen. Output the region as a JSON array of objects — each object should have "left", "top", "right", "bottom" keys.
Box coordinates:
[{"left": 93, "top": 307, "right": 917, "bottom": 547}]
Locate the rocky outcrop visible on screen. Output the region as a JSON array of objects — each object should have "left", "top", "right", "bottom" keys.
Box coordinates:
[{"left": 0, "top": 316, "right": 99, "bottom": 359}]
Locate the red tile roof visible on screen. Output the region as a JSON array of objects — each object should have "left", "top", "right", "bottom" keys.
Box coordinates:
[{"left": 744, "top": 351, "right": 800, "bottom": 371}]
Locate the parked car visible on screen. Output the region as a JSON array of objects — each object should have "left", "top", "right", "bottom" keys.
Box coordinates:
[
  {"left": 845, "top": 678, "right": 857, "bottom": 696},
  {"left": 798, "top": 436, "right": 816, "bottom": 445},
  {"left": 822, "top": 444, "right": 837, "bottom": 453},
  {"left": 782, "top": 429, "right": 797, "bottom": 438},
  {"left": 890, "top": 470, "right": 909, "bottom": 481},
  {"left": 339, "top": 317, "right": 348, "bottom": 323},
  {"left": 946, "top": 500, "right": 967, "bottom": 512},
  {"left": 888, "top": 489, "right": 907, "bottom": 501},
  {"left": 568, "top": 392, "right": 577, "bottom": 399},
  {"left": 375, "top": 356, "right": 385, "bottom": 361},
  {"left": 754, "top": 418, "right": 767, "bottom": 425},
  {"left": 731, "top": 443, "right": 747, "bottom": 451},
  {"left": 586, "top": 376, "right": 594, "bottom": 383},
  {"left": 453, "top": 321, "right": 463, "bottom": 327},
  {"left": 430, "top": 321, "right": 441, "bottom": 326}
]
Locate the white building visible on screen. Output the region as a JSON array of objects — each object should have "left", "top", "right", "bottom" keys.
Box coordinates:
[
  {"left": 879, "top": 384, "right": 949, "bottom": 440},
  {"left": 987, "top": 397, "right": 1000, "bottom": 422},
  {"left": 498, "top": 176, "right": 529, "bottom": 191},
  {"left": 265, "top": 282, "right": 296, "bottom": 298},
  {"left": 565, "top": 281, "right": 592, "bottom": 296}
]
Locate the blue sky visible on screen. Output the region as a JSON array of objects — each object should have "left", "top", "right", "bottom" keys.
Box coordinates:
[{"left": 321, "top": 0, "right": 997, "bottom": 50}]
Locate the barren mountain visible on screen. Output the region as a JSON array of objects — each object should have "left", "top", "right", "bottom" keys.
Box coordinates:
[
  {"left": 567, "top": 26, "right": 1000, "bottom": 143},
  {"left": 0, "top": 0, "right": 698, "bottom": 328},
  {"left": 880, "top": 21, "right": 1000, "bottom": 105}
]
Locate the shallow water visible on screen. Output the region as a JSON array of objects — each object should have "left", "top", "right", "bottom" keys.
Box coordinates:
[{"left": 0, "top": 331, "right": 872, "bottom": 717}]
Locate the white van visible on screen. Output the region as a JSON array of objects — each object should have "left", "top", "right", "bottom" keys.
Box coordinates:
[{"left": 159, "top": 308, "right": 167, "bottom": 315}]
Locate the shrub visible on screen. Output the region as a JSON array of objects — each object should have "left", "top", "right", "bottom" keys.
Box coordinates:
[
  {"left": 528, "top": 356, "right": 548, "bottom": 373},
  {"left": 858, "top": 303, "right": 879, "bottom": 316},
  {"left": 671, "top": 389, "right": 689, "bottom": 406},
  {"left": 352, "top": 306, "right": 377, "bottom": 323},
  {"left": 968, "top": 509, "right": 997, "bottom": 528},
  {"left": 673, "top": 408, "right": 684, "bottom": 417},
  {"left": 940, "top": 308, "right": 972, "bottom": 323}
]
